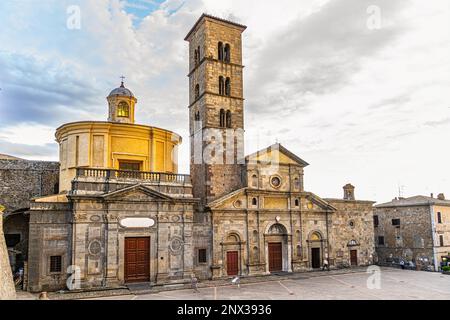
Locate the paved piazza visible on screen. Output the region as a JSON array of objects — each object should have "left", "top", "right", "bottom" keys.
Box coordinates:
[{"left": 89, "top": 268, "right": 450, "bottom": 300}]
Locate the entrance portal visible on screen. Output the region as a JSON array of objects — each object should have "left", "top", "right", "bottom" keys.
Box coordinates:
[
  {"left": 350, "top": 250, "right": 358, "bottom": 266},
  {"left": 226, "top": 251, "right": 239, "bottom": 276},
  {"left": 124, "top": 237, "right": 150, "bottom": 283},
  {"left": 311, "top": 248, "right": 321, "bottom": 269},
  {"left": 268, "top": 243, "right": 283, "bottom": 272}
]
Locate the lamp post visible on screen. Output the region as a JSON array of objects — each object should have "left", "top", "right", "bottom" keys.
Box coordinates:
[{"left": 0, "top": 204, "right": 16, "bottom": 300}]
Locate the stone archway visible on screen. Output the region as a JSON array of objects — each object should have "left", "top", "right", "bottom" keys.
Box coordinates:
[
  {"left": 222, "top": 232, "right": 244, "bottom": 277},
  {"left": 308, "top": 231, "right": 324, "bottom": 269},
  {"left": 265, "top": 223, "right": 290, "bottom": 273},
  {"left": 3, "top": 209, "right": 29, "bottom": 274}
]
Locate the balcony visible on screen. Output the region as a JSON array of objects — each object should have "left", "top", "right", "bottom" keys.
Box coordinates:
[{"left": 75, "top": 168, "right": 191, "bottom": 185}]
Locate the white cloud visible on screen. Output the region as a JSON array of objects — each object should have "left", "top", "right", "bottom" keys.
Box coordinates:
[
  {"left": 0, "top": 0, "right": 449, "bottom": 202},
  {"left": 0, "top": 123, "right": 55, "bottom": 146}
]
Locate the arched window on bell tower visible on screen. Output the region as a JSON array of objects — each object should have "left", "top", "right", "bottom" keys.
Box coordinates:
[
  {"left": 225, "top": 77, "right": 231, "bottom": 96},
  {"left": 220, "top": 109, "right": 225, "bottom": 127},
  {"left": 224, "top": 44, "right": 231, "bottom": 63},
  {"left": 219, "top": 76, "right": 224, "bottom": 95},
  {"left": 226, "top": 110, "right": 232, "bottom": 128},
  {"left": 195, "top": 84, "right": 200, "bottom": 100},
  {"left": 194, "top": 49, "right": 198, "bottom": 66},
  {"left": 218, "top": 42, "right": 224, "bottom": 61}
]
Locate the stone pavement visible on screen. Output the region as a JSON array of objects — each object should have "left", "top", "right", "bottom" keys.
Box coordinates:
[
  {"left": 89, "top": 268, "right": 450, "bottom": 301},
  {"left": 42, "top": 267, "right": 367, "bottom": 300},
  {"left": 14, "top": 267, "right": 450, "bottom": 300}
]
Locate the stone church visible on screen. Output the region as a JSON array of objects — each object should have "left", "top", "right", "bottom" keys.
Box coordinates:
[
  {"left": 1, "top": 14, "right": 376, "bottom": 293},
  {"left": 186, "top": 14, "right": 375, "bottom": 279}
]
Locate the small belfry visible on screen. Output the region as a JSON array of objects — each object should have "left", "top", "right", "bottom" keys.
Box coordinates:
[{"left": 107, "top": 76, "right": 137, "bottom": 124}]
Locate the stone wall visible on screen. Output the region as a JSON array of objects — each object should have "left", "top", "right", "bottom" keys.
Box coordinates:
[
  {"left": 192, "top": 211, "right": 212, "bottom": 280},
  {"left": 327, "top": 199, "right": 376, "bottom": 268},
  {"left": 374, "top": 205, "right": 434, "bottom": 269},
  {"left": 27, "top": 201, "right": 72, "bottom": 292},
  {"left": 0, "top": 159, "right": 60, "bottom": 214}
]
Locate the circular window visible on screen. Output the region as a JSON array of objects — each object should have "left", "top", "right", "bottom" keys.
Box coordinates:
[
  {"left": 234, "top": 200, "right": 242, "bottom": 208},
  {"left": 270, "top": 176, "right": 282, "bottom": 188},
  {"left": 349, "top": 220, "right": 355, "bottom": 228}
]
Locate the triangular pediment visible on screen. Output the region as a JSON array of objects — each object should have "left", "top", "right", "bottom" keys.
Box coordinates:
[
  {"left": 304, "top": 192, "right": 337, "bottom": 211},
  {"left": 207, "top": 188, "right": 247, "bottom": 209},
  {"left": 103, "top": 184, "right": 173, "bottom": 202},
  {"left": 246, "top": 143, "right": 309, "bottom": 167}
]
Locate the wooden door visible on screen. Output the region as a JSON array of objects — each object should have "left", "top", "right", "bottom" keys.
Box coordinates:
[
  {"left": 125, "top": 237, "right": 150, "bottom": 283},
  {"left": 226, "top": 251, "right": 239, "bottom": 276},
  {"left": 350, "top": 250, "right": 358, "bottom": 266},
  {"left": 311, "top": 248, "right": 321, "bottom": 269},
  {"left": 268, "top": 243, "right": 283, "bottom": 272}
]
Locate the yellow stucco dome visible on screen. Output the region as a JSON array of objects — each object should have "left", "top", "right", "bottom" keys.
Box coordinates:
[{"left": 55, "top": 83, "right": 181, "bottom": 193}]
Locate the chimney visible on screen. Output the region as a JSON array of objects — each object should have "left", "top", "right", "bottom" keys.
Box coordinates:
[
  {"left": 437, "top": 193, "right": 445, "bottom": 200},
  {"left": 343, "top": 184, "right": 355, "bottom": 201},
  {"left": 430, "top": 193, "right": 434, "bottom": 198}
]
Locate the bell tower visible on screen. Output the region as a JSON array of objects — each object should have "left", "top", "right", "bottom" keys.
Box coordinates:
[{"left": 185, "top": 14, "right": 247, "bottom": 207}]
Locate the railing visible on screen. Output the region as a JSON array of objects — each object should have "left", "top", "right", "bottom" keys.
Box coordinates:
[{"left": 76, "top": 168, "right": 191, "bottom": 184}]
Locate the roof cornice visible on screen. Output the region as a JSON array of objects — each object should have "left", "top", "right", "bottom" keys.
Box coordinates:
[{"left": 185, "top": 13, "right": 247, "bottom": 41}]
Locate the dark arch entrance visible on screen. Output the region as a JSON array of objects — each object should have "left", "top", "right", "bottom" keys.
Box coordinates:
[{"left": 3, "top": 209, "right": 30, "bottom": 279}]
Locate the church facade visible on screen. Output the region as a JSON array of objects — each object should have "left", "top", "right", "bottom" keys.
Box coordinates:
[
  {"left": 21, "top": 14, "right": 375, "bottom": 293},
  {"left": 186, "top": 14, "right": 375, "bottom": 279}
]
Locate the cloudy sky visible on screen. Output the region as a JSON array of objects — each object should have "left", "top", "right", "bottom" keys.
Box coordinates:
[{"left": 0, "top": 0, "right": 449, "bottom": 203}]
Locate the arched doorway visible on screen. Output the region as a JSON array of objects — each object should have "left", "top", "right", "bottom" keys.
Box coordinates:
[
  {"left": 347, "top": 239, "right": 360, "bottom": 266},
  {"left": 224, "top": 233, "right": 242, "bottom": 276},
  {"left": 266, "top": 223, "right": 289, "bottom": 273},
  {"left": 308, "top": 231, "right": 323, "bottom": 269},
  {"left": 3, "top": 209, "right": 29, "bottom": 274}
]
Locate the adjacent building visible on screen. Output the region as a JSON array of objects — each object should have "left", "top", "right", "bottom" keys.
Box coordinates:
[
  {"left": 0, "top": 155, "right": 59, "bottom": 275},
  {"left": 374, "top": 194, "right": 450, "bottom": 271}
]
